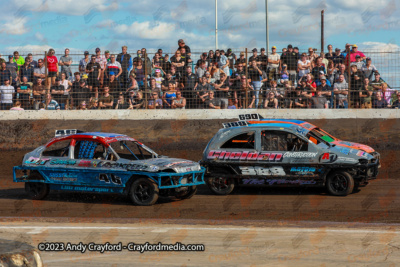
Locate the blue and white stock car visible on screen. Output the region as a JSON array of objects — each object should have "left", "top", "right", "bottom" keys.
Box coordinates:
[{"left": 13, "top": 130, "right": 205, "bottom": 206}]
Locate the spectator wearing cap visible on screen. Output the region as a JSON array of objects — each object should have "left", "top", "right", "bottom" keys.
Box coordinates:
[
  {"left": 59, "top": 48, "right": 73, "bottom": 80},
  {"left": 315, "top": 72, "right": 331, "bottom": 87},
  {"left": 297, "top": 53, "right": 311, "bottom": 80},
  {"left": 325, "top": 44, "right": 334, "bottom": 61},
  {"left": 20, "top": 61, "right": 33, "bottom": 83},
  {"left": 258, "top": 48, "right": 268, "bottom": 73},
  {"left": 195, "top": 60, "right": 207, "bottom": 79},
  {"left": 350, "top": 64, "right": 365, "bottom": 108},
  {"left": 226, "top": 49, "right": 237, "bottom": 75},
  {"left": 345, "top": 44, "right": 366, "bottom": 64},
  {"left": 370, "top": 72, "right": 384, "bottom": 90},
  {"left": 236, "top": 52, "right": 247, "bottom": 68},
  {"left": 161, "top": 72, "right": 176, "bottom": 91},
  {"left": 311, "top": 87, "right": 328, "bottom": 109},
  {"left": 360, "top": 77, "right": 374, "bottom": 109},
  {"left": 6, "top": 55, "right": 19, "bottom": 87},
  {"left": 307, "top": 48, "right": 317, "bottom": 66},
  {"left": 311, "top": 57, "right": 326, "bottom": 79},
  {"left": 316, "top": 76, "right": 333, "bottom": 108},
  {"left": 44, "top": 93, "right": 60, "bottom": 110},
  {"left": 45, "top": 48, "right": 58, "bottom": 91},
  {"left": 182, "top": 66, "right": 198, "bottom": 108},
  {"left": 116, "top": 46, "right": 133, "bottom": 87},
  {"left": 50, "top": 77, "right": 66, "bottom": 109},
  {"left": 341, "top": 43, "right": 352, "bottom": 58},
  {"left": 0, "top": 62, "right": 11, "bottom": 86},
  {"left": 218, "top": 50, "right": 230, "bottom": 77},
  {"left": 105, "top": 50, "right": 110, "bottom": 62},
  {"left": 99, "top": 86, "right": 114, "bottom": 109},
  {"left": 161, "top": 54, "right": 171, "bottom": 74},
  {"left": 391, "top": 91, "right": 400, "bottom": 109},
  {"left": 332, "top": 48, "right": 345, "bottom": 68},
  {"left": 249, "top": 48, "right": 260, "bottom": 66},
  {"left": 153, "top": 69, "right": 164, "bottom": 93},
  {"left": 12, "top": 51, "right": 25, "bottom": 71},
  {"left": 247, "top": 59, "right": 263, "bottom": 108},
  {"left": 0, "top": 78, "right": 14, "bottom": 110},
  {"left": 350, "top": 55, "right": 364, "bottom": 70},
  {"left": 79, "top": 51, "right": 90, "bottom": 75},
  {"left": 148, "top": 90, "right": 163, "bottom": 109},
  {"left": 177, "top": 39, "right": 191, "bottom": 57},
  {"left": 33, "top": 59, "right": 46, "bottom": 82},
  {"left": 108, "top": 72, "right": 122, "bottom": 98},
  {"left": 212, "top": 72, "right": 229, "bottom": 109},
  {"left": 267, "top": 46, "right": 280, "bottom": 81},
  {"left": 281, "top": 45, "right": 298, "bottom": 82},
  {"left": 373, "top": 91, "right": 388, "bottom": 108},
  {"left": 195, "top": 53, "right": 209, "bottom": 73},
  {"left": 85, "top": 55, "right": 101, "bottom": 99},
  {"left": 334, "top": 64, "right": 349, "bottom": 83},
  {"left": 293, "top": 47, "right": 300, "bottom": 60},
  {"left": 95, "top": 48, "right": 107, "bottom": 86},
  {"left": 361, "top": 57, "right": 377, "bottom": 80},
  {"left": 333, "top": 74, "right": 349, "bottom": 108},
  {"left": 106, "top": 55, "right": 122, "bottom": 81}
]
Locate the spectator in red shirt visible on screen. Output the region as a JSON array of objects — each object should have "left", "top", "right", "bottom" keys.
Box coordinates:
[
  {"left": 45, "top": 48, "right": 59, "bottom": 90},
  {"left": 345, "top": 44, "right": 366, "bottom": 64}
]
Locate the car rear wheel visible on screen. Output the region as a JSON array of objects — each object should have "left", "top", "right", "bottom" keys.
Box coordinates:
[
  {"left": 326, "top": 171, "right": 354, "bottom": 196},
  {"left": 25, "top": 182, "right": 49, "bottom": 200},
  {"left": 206, "top": 176, "right": 235, "bottom": 195},
  {"left": 130, "top": 178, "right": 159, "bottom": 206},
  {"left": 175, "top": 186, "right": 197, "bottom": 200}
]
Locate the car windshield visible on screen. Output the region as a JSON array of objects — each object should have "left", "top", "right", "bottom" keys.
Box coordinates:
[
  {"left": 109, "top": 141, "right": 156, "bottom": 160},
  {"left": 308, "top": 128, "right": 336, "bottom": 143}
]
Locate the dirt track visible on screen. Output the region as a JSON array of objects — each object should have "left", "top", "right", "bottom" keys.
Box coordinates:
[{"left": 0, "top": 118, "right": 399, "bottom": 224}]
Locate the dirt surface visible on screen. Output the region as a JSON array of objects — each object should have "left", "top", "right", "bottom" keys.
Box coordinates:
[{"left": 0, "top": 119, "right": 399, "bottom": 224}]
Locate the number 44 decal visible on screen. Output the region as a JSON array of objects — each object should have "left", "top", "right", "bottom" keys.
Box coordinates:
[{"left": 99, "top": 173, "right": 122, "bottom": 185}]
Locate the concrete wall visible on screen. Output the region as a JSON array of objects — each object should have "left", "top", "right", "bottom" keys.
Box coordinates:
[{"left": 0, "top": 110, "right": 398, "bottom": 179}]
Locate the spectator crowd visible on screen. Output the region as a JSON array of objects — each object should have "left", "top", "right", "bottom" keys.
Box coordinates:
[{"left": 0, "top": 40, "right": 399, "bottom": 110}]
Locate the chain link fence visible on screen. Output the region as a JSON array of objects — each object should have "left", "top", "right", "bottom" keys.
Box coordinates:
[{"left": 0, "top": 48, "right": 398, "bottom": 110}]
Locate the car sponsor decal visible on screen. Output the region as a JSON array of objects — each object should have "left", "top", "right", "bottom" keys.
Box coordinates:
[
  {"left": 97, "top": 161, "right": 151, "bottom": 171},
  {"left": 242, "top": 178, "right": 316, "bottom": 185},
  {"left": 222, "top": 121, "right": 248, "bottom": 128},
  {"left": 283, "top": 152, "right": 318, "bottom": 158},
  {"left": 339, "top": 148, "right": 350, "bottom": 155},
  {"left": 337, "top": 157, "right": 358, "bottom": 163},
  {"left": 207, "top": 151, "right": 283, "bottom": 161},
  {"left": 239, "top": 166, "right": 285, "bottom": 176},
  {"left": 78, "top": 160, "right": 99, "bottom": 167},
  {"left": 25, "top": 157, "right": 50, "bottom": 165},
  {"left": 60, "top": 185, "right": 110, "bottom": 193},
  {"left": 289, "top": 167, "right": 320, "bottom": 175},
  {"left": 49, "top": 159, "right": 77, "bottom": 165},
  {"left": 356, "top": 151, "right": 366, "bottom": 157}
]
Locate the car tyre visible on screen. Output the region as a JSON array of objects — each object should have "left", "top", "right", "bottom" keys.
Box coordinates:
[
  {"left": 130, "top": 178, "right": 159, "bottom": 206},
  {"left": 206, "top": 176, "right": 235, "bottom": 195},
  {"left": 175, "top": 186, "right": 197, "bottom": 200},
  {"left": 326, "top": 171, "right": 354, "bottom": 196},
  {"left": 25, "top": 179, "right": 49, "bottom": 200}
]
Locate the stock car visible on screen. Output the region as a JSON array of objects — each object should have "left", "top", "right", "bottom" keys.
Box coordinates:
[
  {"left": 200, "top": 114, "right": 380, "bottom": 196},
  {"left": 13, "top": 130, "right": 205, "bottom": 206}
]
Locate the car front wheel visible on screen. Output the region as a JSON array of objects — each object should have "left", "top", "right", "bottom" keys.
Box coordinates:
[
  {"left": 25, "top": 182, "right": 49, "bottom": 200},
  {"left": 175, "top": 186, "right": 197, "bottom": 200},
  {"left": 130, "top": 178, "right": 159, "bottom": 206},
  {"left": 206, "top": 176, "right": 235, "bottom": 195},
  {"left": 326, "top": 171, "right": 354, "bottom": 196}
]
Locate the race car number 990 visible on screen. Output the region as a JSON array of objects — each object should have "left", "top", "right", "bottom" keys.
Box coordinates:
[
  {"left": 239, "top": 114, "right": 260, "bottom": 121},
  {"left": 99, "top": 174, "right": 122, "bottom": 185}
]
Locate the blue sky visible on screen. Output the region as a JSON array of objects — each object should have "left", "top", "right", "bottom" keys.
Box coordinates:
[{"left": 1, "top": 0, "right": 399, "bottom": 55}]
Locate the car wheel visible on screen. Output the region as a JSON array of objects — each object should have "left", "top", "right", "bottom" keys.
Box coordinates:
[
  {"left": 25, "top": 182, "right": 49, "bottom": 200},
  {"left": 326, "top": 171, "right": 354, "bottom": 196},
  {"left": 130, "top": 178, "right": 159, "bottom": 206},
  {"left": 175, "top": 186, "right": 197, "bottom": 200},
  {"left": 206, "top": 176, "right": 235, "bottom": 195}
]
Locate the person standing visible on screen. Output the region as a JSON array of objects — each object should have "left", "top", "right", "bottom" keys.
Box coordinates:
[
  {"left": 0, "top": 78, "right": 15, "bottom": 110},
  {"left": 45, "top": 48, "right": 59, "bottom": 91},
  {"left": 59, "top": 48, "right": 73, "bottom": 80},
  {"left": 116, "top": 46, "right": 132, "bottom": 87}
]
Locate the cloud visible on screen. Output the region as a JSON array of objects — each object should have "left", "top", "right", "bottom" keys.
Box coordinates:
[
  {"left": 114, "top": 21, "right": 176, "bottom": 39},
  {"left": 360, "top": 41, "right": 400, "bottom": 51},
  {"left": 0, "top": 18, "right": 28, "bottom": 35}
]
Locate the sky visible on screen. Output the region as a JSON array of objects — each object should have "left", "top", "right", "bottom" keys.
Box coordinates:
[{"left": 1, "top": 0, "right": 399, "bottom": 86}]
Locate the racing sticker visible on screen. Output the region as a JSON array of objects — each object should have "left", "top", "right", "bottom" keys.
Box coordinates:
[
  {"left": 283, "top": 152, "right": 317, "bottom": 158},
  {"left": 290, "top": 167, "right": 318, "bottom": 175},
  {"left": 48, "top": 172, "right": 78, "bottom": 182},
  {"left": 242, "top": 178, "right": 316, "bottom": 185},
  {"left": 25, "top": 157, "right": 50, "bottom": 165},
  {"left": 239, "top": 166, "right": 286, "bottom": 176},
  {"left": 207, "top": 151, "right": 283, "bottom": 161}
]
